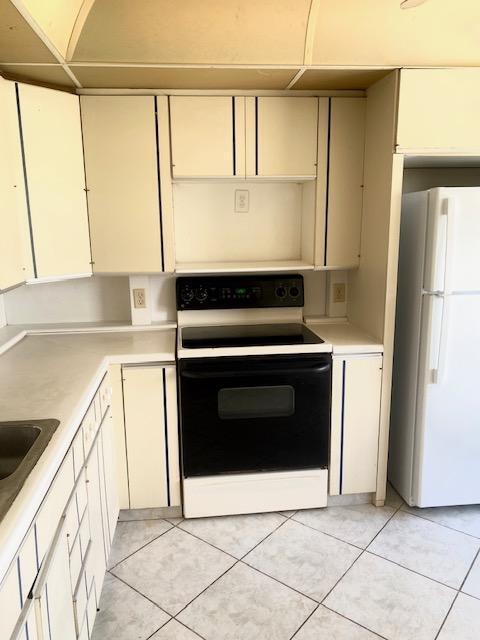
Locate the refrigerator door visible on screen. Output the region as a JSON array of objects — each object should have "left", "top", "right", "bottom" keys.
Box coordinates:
[
  {"left": 424, "top": 188, "right": 480, "bottom": 294},
  {"left": 413, "top": 292, "right": 480, "bottom": 507}
]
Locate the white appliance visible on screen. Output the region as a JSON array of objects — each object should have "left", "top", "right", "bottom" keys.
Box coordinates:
[{"left": 389, "top": 187, "right": 480, "bottom": 507}]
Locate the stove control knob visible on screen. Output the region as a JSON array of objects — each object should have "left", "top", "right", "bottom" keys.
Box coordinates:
[
  {"left": 181, "top": 286, "right": 194, "bottom": 303},
  {"left": 289, "top": 286, "right": 300, "bottom": 298},
  {"left": 195, "top": 286, "right": 208, "bottom": 302},
  {"left": 275, "top": 286, "right": 287, "bottom": 299}
]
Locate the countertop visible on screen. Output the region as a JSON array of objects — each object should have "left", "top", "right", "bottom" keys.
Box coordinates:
[
  {"left": 305, "top": 319, "right": 383, "bottom": 354},
  {"left": 0, "top": 327, "right": 176, "bottom": 582}
]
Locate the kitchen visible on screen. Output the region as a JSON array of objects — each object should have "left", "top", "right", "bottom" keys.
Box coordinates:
[{"left": 1, "top": 2, "right": 480, "bottom": 639}]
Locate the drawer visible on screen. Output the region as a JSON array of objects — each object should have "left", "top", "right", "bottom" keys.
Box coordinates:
[
  {"left": 78, "top": 616, "right": 89, "bottom": 640},
  {"left": 82, "top": 403, "right": 97, "bottom": 459},
  {"left": 73, "top": 571, "right": 88, "bottom": 636},
  {"left": 18, "top": 527, "right": 38, "bottom": 604},
  {"left": 0, "top": 563, "right": 21, "bottom": 640},
  {"left": 65, "top": 492, "right": 79, "bottom": 553},
  {"left": 86, "top": 579, "right": 97, "bottom": 636},
  {"left": 76, "top": 469, "right": 88, "bottom": 519},
  {"left": 98, "top": 375, "right": 112, "bottom": 419},
  {"left": 69, "top": 509, "right": 90, "bottom": 591},
  {"left": 36, "top": 450, "right": 75, "bottom": 563},
  {"left": 72, "top": 427, "right": 85, "bottom": 479}
]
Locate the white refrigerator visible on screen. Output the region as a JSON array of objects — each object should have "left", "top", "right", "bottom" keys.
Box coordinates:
[{"left": 389, "top": 187, "right": 480, "bottom": 507}]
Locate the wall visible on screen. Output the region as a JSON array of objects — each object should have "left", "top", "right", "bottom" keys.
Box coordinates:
[{"left": 3, "top": 275, "right": 131, "bottom": 325}]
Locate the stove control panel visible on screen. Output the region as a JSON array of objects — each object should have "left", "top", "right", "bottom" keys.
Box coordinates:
[{"left": 176, "top": 274, "right": 304, "bottom": 310}]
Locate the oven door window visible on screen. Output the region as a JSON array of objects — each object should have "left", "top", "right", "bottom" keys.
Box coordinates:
[{"left": 218, "top": 385, "right": 295, "bottom": 420}]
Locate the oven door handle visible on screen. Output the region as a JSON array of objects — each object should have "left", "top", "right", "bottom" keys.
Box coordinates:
[{"left": 180, "top": 362, "right": 331, "bottom": 379}]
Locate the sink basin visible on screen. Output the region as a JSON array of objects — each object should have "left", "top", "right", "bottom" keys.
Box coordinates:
[
  {"left": 0, "top": 419, "right": 60, "bottom": 522},
  {"left": 0, "top": 425, "right": 42, "bottom": 480}
]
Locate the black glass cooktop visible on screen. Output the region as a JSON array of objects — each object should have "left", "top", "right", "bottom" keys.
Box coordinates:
[{"left": 181, "top": 323, "right": 324, "bottom": 349}]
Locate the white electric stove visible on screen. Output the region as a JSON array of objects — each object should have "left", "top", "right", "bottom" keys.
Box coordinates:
[{"left": 176, "top": 274, "right": 333, "bottom": 518}]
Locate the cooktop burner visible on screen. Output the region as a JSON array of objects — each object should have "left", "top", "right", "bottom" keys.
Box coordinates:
[{"left": 181, "top": 323, "right": 324, "bottom": 349}]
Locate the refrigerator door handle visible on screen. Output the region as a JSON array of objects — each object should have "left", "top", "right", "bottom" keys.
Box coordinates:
[{"left": 431, "top": 294, "right": 450, "bottom": 385}]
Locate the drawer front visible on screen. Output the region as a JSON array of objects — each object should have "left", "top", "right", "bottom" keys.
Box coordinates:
[
  {"left": 70, "top": 509, "right": 91, "bottom": 591},
  {"left": 72, "top": 427, "right": 85, "bottom": 479},
  {"left": 36, "top": 450, "right": 75, "bottom": 563},
  {"left": 86, "top": 579, "right": 97, "bottom": 636},
  {"left": 76, "top": 469, "right": 88, "bottom": 520},
  {"left": 0, "top": 563, "right": 21, "bottom": 640},
  {"left": 73, "top": 572, "right": 88, "bottom": 636},
  {"left": 99, "top": 375, "right": 111, "bottom": 419},
  {"left": 82, "top": 403, "right": 97, "bottom": 458},
  {"left": 18, "top": 527, "right": 37, "bottom": 605}
]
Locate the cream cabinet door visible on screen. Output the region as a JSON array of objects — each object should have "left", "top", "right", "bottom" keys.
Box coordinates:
[
  {"left": 330, "top": 354, "right": 382, "bottom": 496},
  {"left": 99, "top": 409, "right": 119, "bottom": 553},
  {"left": 17, "top": 83, "right": 91, "bottom": 280},
  {"left": 170, "top": 96, "right": 238, "bottom": 178},
  {"left": 85, "top": 439, "right": 107, "bottom": 593},
  {"left": 0, "top": 77, "right": 32, "bottom": 290},
  {"left": 33, "top": 517, "right": 76, "bottom": 640},
  {"left": 250, "top": 97, "right": 318, "bottom": 177},
  {"left": 122, "top": 364, "right": 180, "bottom": 509},
  {"left": 81, "top": 96, "right": 164, "bottom": 273},
  {"left": 323, "top": 98, "right": 366, "bottom": 268},
  {"left": 397, "top": 69, "right": 480, "bottom": 152}
]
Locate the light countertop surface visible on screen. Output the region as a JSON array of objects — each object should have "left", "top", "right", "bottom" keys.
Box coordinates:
[
  {"left": 305, "top": 319, "right": 383, "bottom": 354},
  {"left": 0, "top": 327, "right": 176, "bottom": 582}
]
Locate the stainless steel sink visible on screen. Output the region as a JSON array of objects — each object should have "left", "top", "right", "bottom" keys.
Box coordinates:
[{"left": 0, "top": 420, "right": 60, "bottom": 522}]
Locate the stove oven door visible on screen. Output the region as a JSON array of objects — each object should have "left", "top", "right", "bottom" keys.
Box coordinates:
[{"left": 178, "top": 354, "right": 331, "bottom": 477}]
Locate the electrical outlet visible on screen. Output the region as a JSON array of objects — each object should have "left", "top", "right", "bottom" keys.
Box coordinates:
[
  {"left": 133, "top": 288, "right": 146, "bottom": 309},
  {"left": 333, "top": 283, "right": 346, "bottom": 303},
  {"left": 235, "top": 189, "right": 249, "bottom": 213}
]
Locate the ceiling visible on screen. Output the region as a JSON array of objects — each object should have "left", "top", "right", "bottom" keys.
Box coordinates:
[{"left": 1, "top": 0, "right": 479, "bottom": 91}]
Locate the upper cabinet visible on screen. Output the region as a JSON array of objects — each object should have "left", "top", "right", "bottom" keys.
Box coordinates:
[
  {"left": 319, "top": 98, "right": 366, "bottom": 269},
  {"left": 169, "top": 96, "right": 319, "bottom": 180},
  {"left": 17, "top": 84, "right": 92, "bottom": 280},
  {"left": 397, "top": 69, "right": 480, "bottom": 152},
  {"left": 0, "top": 78, "right": 33, "bottom": 291},
  {"left": 81, "top": 96, "right": 165, "bottom": 273},
  {"left": 170, "top": 96, "right": 240, "bottom": 178},
  {"left": 250, "top": 97, "right": 318, "bottom": 178}
]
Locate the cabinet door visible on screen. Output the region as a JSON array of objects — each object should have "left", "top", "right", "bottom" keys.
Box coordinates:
[
  {"left": 123, "top": 365, "right": 175, "bottom": 508},
  {"left": 397, "top": 69, "right": 480, "bottom": 151},
  {"left": 17, "top": 83, "right": 91, "bottom": 280},
  {"left": 33, "top": 517, "right": 76, "bottom": 640},
  {"left": 0, "top": 78, "right": 33, "bottom": 290},
  {"left": 0, "top": 562, "right": 21, "bottom": 640},
  {"left": 85, "top": 440, "right": 107, "bottom": 593},
  {"left": 170, "top": 96, "right": 237, "bottom": 178},
  {"left": 330, "top": 355, "right": 382, "bottom": 496},
  {"left": 324, "top": 98, "right": 366, "bottom": 268},
  {"left": 252, "top": 97, "right": 318, "bottom": 177},
  {"left": 81, "top": 96, "right": 163, "bottom": 273},
  {"left": 99, "top": 409, "right": 119, "bottom": 554}
]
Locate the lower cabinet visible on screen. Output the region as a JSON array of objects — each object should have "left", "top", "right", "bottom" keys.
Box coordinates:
[
  {"left": 121, "top": 364, "right": 180, "bottom": 509},
  {"left": 33, "top": 516, "right": 77, "bottom": 640},
  {"left": 330, "top": 353, "right": 383, "bottom": 496}
]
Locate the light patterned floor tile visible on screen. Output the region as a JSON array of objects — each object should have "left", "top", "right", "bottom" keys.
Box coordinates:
[
  {"left": 91, "top": 573, "right": 169, "bottom": 640},
  {"left": 178, "top": 512, "right": 285, "bottom": 558},
  {"left": 119, "top": 508, "right": 172, "bottom": 521},
  {"left": 112, "top": 527, "right": 235, "bottom": 615},
  {"left": 243, "top": 519, "right": 360, "bottom": 601},
  {"left": 177, "top": 562, "right": 316, "bottom": 640},
  {"left": 462, "top": 552, "right": 480, "bottom": 599},
  {"left": 437, "top": 593, "right": 480, "bottom": 640},
  {"left": 369, "top": 510, "right": 480, "bottom": 588},
  {"left": 324, "top": 552, "right": 456, "bottom": 640},
  {"left": 108, "top": 519, "right": 172, "bottom": 569},
  {"left": 150, "top": 619, "right": 202, "bottom": 639},
  {"left": 402, "top": 504, "right": 480, "bottom": 538},
  {"left": 293, "top": 503, "right": 395, "bottom": 548},
  {"left": 294, "top": 606, "right": 380, "bottom": 640}
]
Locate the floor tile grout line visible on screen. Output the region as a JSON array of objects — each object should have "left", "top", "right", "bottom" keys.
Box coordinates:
[
  {"left": 289, "top": 514, "right": 366, "bottom": 551},
  {"left": 288, "top": 603, "right": 320, "bottom": 640},
  {"left": 460, "top": 547, "right": 480, "bottom": 591},
  {"left": 107, "top": 570, "right": 173, "bottom": 620},
  {"left": 399, "top": 505, "right": 480, "bottom": 540},
  {"left": 175, "top": 619, "right": 208, "bottom": 640},
  {"left": 108, "top": 522, "right": 175, "bottom": 570},
  {"left": 175, "top": 525, "right": 243, "bottom": 561},
  {"left": 433, "top": 591, "right": 460, "bottom": 640},
  {"left": 145, "top": 619, "right": 170, "bottom": 640},
  {"left": 321, "top": 604, "right": 390, "bottom": 640}
]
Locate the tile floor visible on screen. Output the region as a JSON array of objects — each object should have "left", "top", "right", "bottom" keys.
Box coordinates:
[{"left": 92, "top": 487, "right": 480, "bottom": 640}]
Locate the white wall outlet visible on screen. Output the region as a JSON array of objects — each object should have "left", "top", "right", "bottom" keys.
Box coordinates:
[
  {"left": 235, "top": 189, "right": 249, "bottom": 213},
  {"left": 333, "top": 283, "right": 346, "bottom": 303},
  {"left": 133, "top": 288, "right": 146, "bottom": 309}
]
